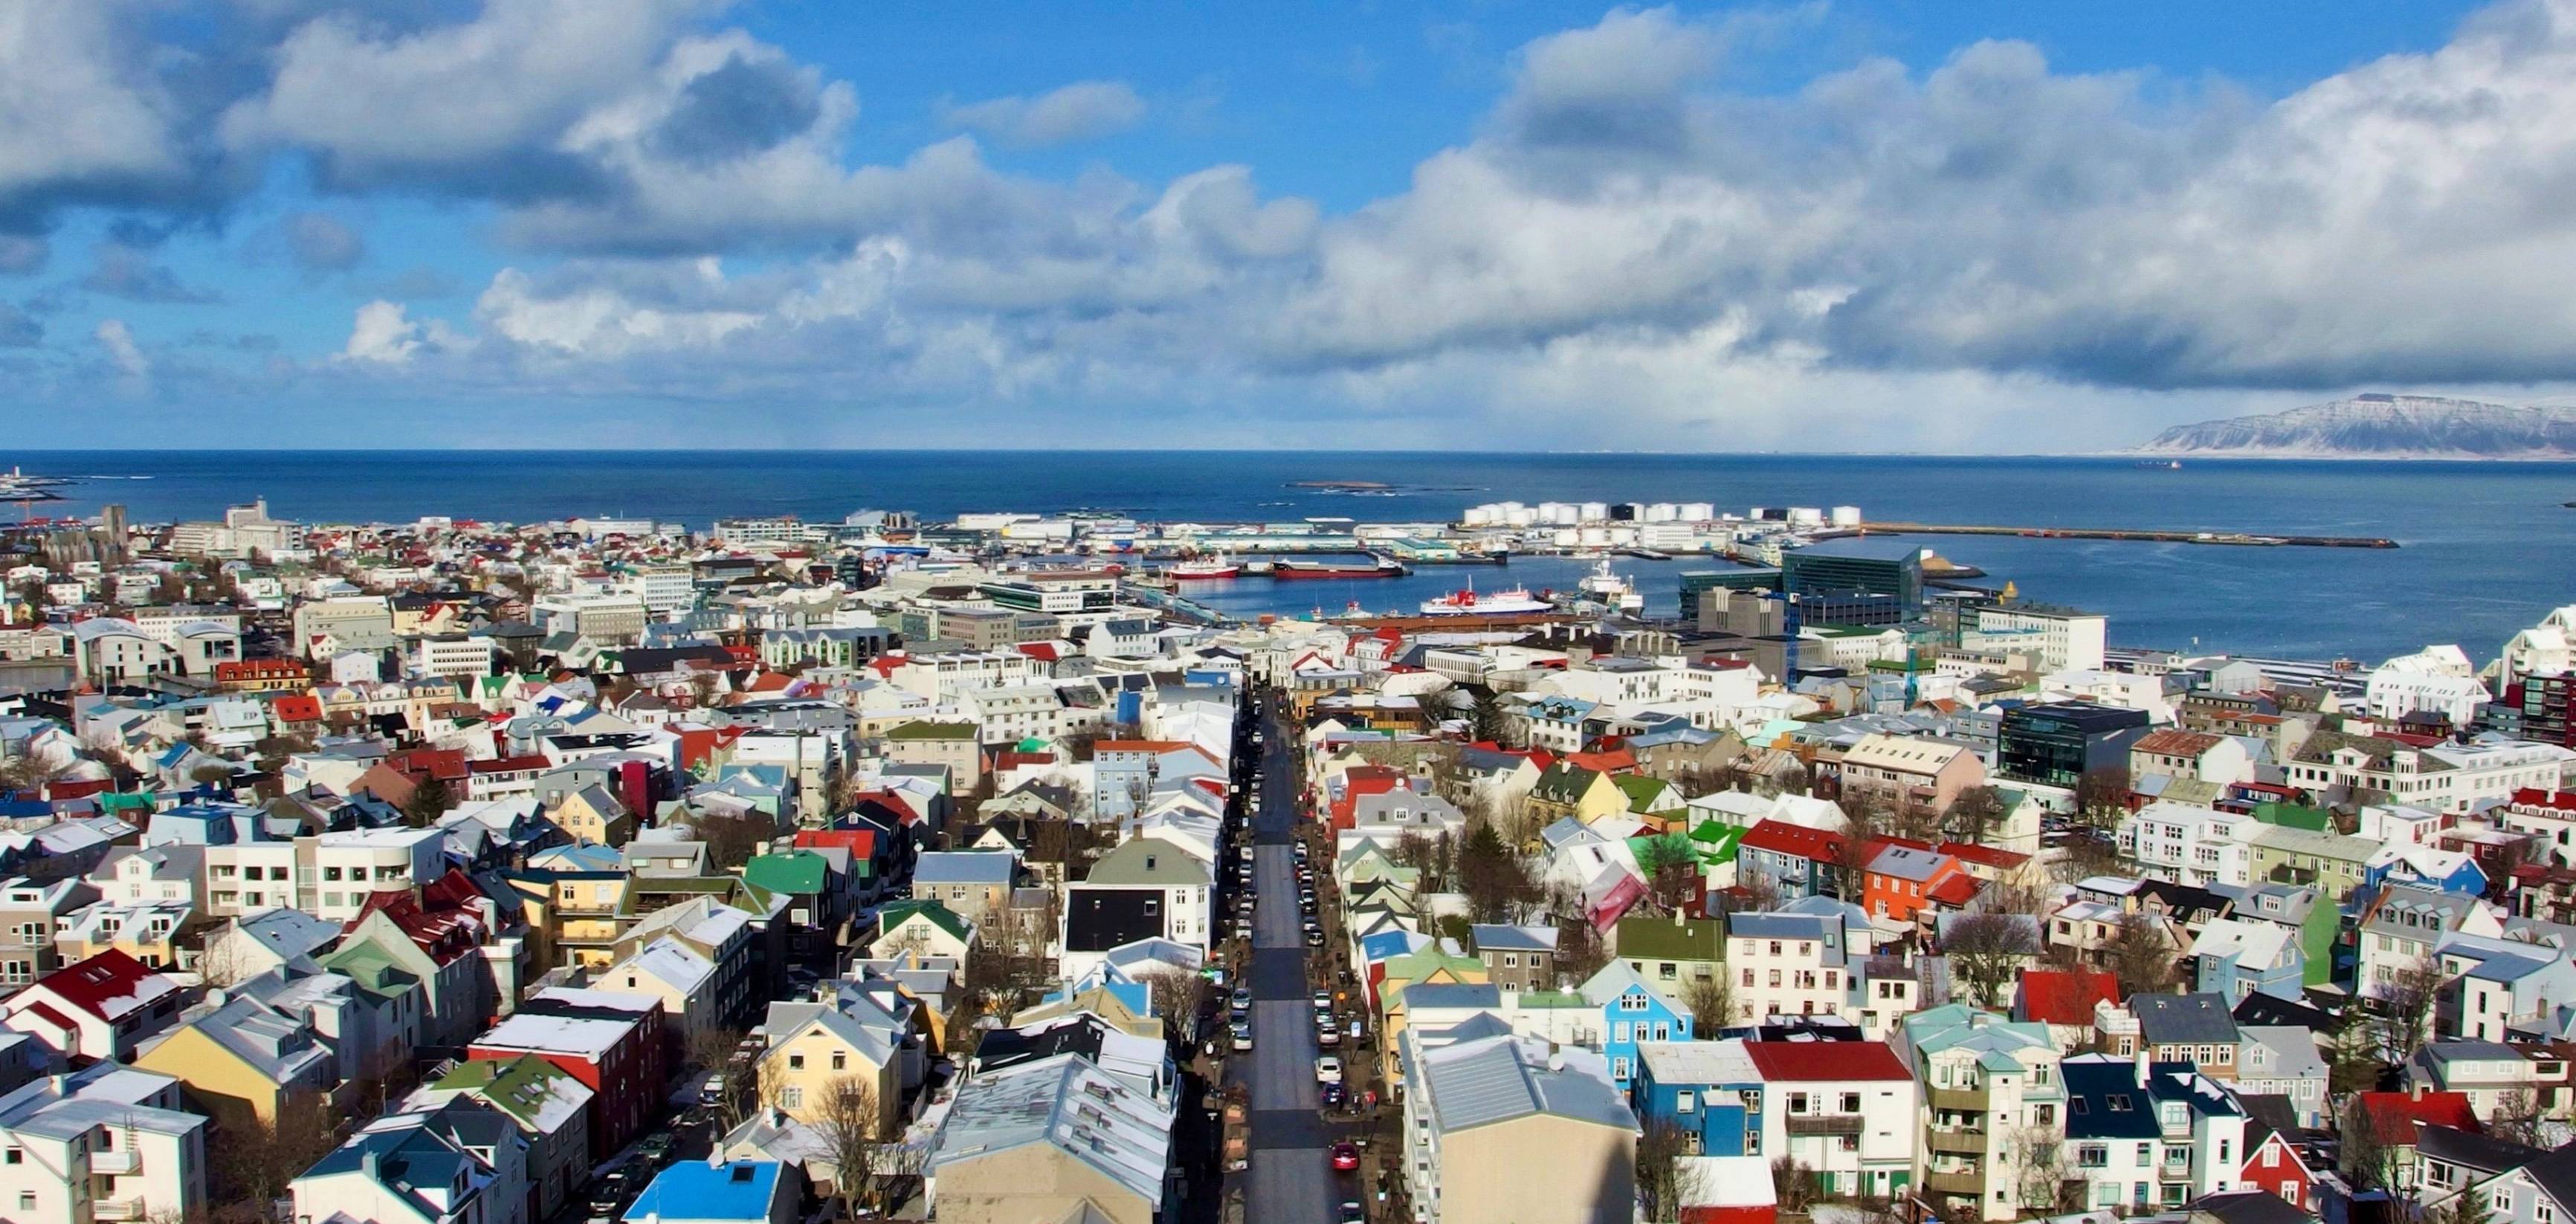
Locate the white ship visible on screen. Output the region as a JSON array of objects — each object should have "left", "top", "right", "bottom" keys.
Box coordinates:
[
  {"left": 1578, "top": 558, "right": 1644, "bottom": 613},
  {"left": 1419, "top": 582, "right": 1552, "bottom": 616}
]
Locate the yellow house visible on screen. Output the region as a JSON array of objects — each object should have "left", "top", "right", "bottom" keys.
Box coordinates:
[
  {"left": 131, "top": 987, "right": 344, "bottom": 1130},
  {"left": 1529, "top": 764, "right": 1628, "bottom": 826},
  {"left": 543, "top": 782, "right": 634, "bottom": 848},
  {"left": 758, "top": 1005, "right": 902, "bottom": 1138}
]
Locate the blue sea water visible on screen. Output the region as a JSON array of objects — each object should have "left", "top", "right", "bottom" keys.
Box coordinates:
[{"left": 10, "top": 449, "right": 2575, "bottom": 664}]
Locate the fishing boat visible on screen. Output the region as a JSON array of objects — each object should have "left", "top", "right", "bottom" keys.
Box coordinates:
[
  {"left": 1419, "top": 581, "right": 1552, "bottom": 616},
  {"left": 1274, "top": 555, "right": 1408, "bottom": 579},
  {"left": 1577, "top": 558, "right": 1645, "bottom": 613},
  {"left": 1169, "top": 555, "right": 1241, "bottom": 580}
]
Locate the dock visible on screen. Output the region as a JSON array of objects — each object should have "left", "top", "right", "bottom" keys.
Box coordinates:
[{"left": 1856, "top": 522, "right": 2398, "bottom": 549}]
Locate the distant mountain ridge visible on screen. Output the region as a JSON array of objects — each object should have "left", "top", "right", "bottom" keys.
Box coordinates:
[{"left": 2137, "top": 395, "right": 2576, "bottom": 459}]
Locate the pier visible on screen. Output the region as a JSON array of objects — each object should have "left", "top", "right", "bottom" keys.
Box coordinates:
[{"left": 1854, "top": 522, "right": 2398, "bottom": 549}]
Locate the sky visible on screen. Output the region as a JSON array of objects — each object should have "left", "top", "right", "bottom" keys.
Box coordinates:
[{"left": 11, "top": 0, "right": 2576, "bottom": 451}]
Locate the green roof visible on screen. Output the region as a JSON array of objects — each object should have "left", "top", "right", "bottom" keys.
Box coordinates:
[
  {"left": 2252, "top": 801, "right": 2333, "bottom": 832},
  {"left": 741, "top": 850, "right": 828, "bottom": 895},
  {"left": 1613, "top": 774, "right": 1682, "bottom": 813},
  {"left": 430, "top": 1054, "right": 579, "bottom": 1126},
  {"left": 878, "top": 899, "right": 972, "bottom": 942},
  {"left": 97, "top": 791, "right": 156, "bottom": 811},
  {"left": 1614, "top": 915, "right": 1725, "bottom": 963},
  {"left": 1685, "top": 820, "right": 1746, "bottom": 864},
  {"left": 885, "top": 721, "right": 977, "bottom": 741}
]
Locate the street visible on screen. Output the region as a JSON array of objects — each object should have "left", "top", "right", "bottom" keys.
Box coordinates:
[{"left": 1238, "top": 707, "right": 1340, "bottom": 1224}]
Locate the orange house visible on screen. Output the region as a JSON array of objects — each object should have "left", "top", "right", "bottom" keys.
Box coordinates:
[{"left": 1861, "top": 843, "right": 1967, "bottom": 925}]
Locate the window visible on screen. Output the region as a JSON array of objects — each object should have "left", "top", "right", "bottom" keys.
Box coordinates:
[
  {"left": 788, "top": 1054, "right": 805, "bottom": 1070},
  {"left": 2, "top": 1148, "right": 16, "bottom": 1165},
  {"left": 1502, "top": 953, "right": 1518, "bottom": 968},
  {"left": 1615, "top": 1022, "right": 1630, "bottom": 1043},
  {"left": 831, "top": 1052, "right": 847, "bottom": 1071},
  {"left": 781, "top": 1086, "right": 803, "bottom": 1109},
  {"left": 1676, "top": 1092, "right": 1697, "bottom": 1112},
  {"left": 2078, "top": 1144, "right": 2108, "bottom": 1169},
  {"left": 1789, "top": 1092, "right": 1810, "bottom": 1114},
  {"left": 1659, "top": 962, "right": 1676, "bottom": 980},
  {"left": 1840, "top": 1093, "right": 1861, "bottom": 1114}
]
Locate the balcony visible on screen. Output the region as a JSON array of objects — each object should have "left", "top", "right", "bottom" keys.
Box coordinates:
[
  {"left": 1926, "top": 1128, "right": 1989, "bottom": 1156},
  {"left": 1786, "top": 1114, "right": 1866, "bottom": 1136},
  {"left": 1927, "top": 1085, "right": 1990, "bottom": 1112},
  {"left": 1924, "top": 1170, "right": 1986, "bottom": 1197},
  {"left": 91, "top": 1150, "right": 140, "bottom": 1175},
  {"left": 93, "top": 1199, "right": 146, "bottom": 1222}
]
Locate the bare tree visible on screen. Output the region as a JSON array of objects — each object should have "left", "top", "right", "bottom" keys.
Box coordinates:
[
  {"left": 1555, "top": 913, "right": 1609, "bottom": 985},
  {"left": 1636, "top": 1119, "right": 1702, "bottom": 1223},
  {"left": 2106, "top": 912, "right": 2180, "bottom": 996},
  {"left": 2341, "top": 1094, "right": 2400, "bottom": 1192},
  {"left": 810, "top": 1075, "right": 885, "bottom": 1221},
  {"left": 1944, "top": 912, "right": 2041, "bottom": 1010},
  {"left": 688, "top": 1025, "right": 758, "bottom": 1132},
  {"left": 210, "top": 1088, "right": 339, "bottom": 1217},
  {"left": 2010, "top": 1125, "right": 2076, "bottom": 1215},
  {"left": 2371, "top": 956, "right": 2445, "bottom": 1063},
  {"left": 1684, "top": 974, "right": 1739, "bottom": 1038},
  {"left": 2489, "top": 1086, "right": 2543, "bottom": 1147},
  {"left": 698, "top": 809, "right": 781, "bottom": 871},
  {"left": 1137, "top": 968, "right": 1213, "bottom": 1051},
  {"left": 1830, "top": 804, "right": 1882, "bottom": 904},
  {"left": 1769, "top": 1154, "right": 1817, "bottom": 1214},
  {"left": 1946, "top": 785, "right": 2010, "bottom": 844}
]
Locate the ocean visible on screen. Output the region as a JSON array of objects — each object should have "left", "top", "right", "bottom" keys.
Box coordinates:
[{"left": 11, "top": 449, "right": 2575, "bottom": 665}]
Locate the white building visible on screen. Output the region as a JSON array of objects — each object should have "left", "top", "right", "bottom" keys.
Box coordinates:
[
  {"left": 1970, "top": 605, "right": 2108, "bottom": 673},
  {"left": 2367, "top": 645, "right": 2489, "bottom": 727},
  {"left": 0, "top": 1064, "right": 208, "bottom": 1224},
  {"left": 2118, "top": 802, "right": 2259, "bottom": 888}
]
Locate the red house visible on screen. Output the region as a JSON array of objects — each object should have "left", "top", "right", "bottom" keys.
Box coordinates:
[
  {"left": 2014, "top": 967, "right": 2120, "bottom": 1029},
  {"left": 2239, "top": 1121, "right": 2318, "bottom": 1212},
  {"left": 469, "top": 987, "right": 668, "bottom": 1159}
]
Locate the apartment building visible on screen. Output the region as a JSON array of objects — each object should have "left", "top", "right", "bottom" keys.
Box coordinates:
[
  {"left": 1896, "top": 1005, "right": 2067, "bottom": 1223},
  {"left": 0, "top": 1063, "right": 208, "bottom": 1224}
]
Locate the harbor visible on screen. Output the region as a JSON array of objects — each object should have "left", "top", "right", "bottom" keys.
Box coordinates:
[{"left": 1850, "top": 521, "right": 2400, "bottom": 549}]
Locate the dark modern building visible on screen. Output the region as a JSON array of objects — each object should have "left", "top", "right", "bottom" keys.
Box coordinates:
[
  {"left": 1997, "top": 701, "right": 2153, "bottom": 786},
  {"left": 1781, "top": 538, "right": 1925, "bottom": 609},
  {"left": 1681, "top": 567, "right": 1782, "bottom": 616},
  {"left": 2517, "top": 672, "right": 2575, "bottom": 747}
]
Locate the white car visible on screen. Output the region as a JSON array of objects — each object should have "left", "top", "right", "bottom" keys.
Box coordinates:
[{"left": 1315, "top": 1056, "right": 1343, "bottom": 1084}]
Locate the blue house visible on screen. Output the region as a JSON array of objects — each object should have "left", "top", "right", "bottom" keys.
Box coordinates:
[
  {"left": 2186, "top": 917, "right": 2306, "bottom": 1004},
  {"left": 625, "top": 1159, "right": 798, "bottom": 1224},
  {"left": 1578, "top": 962, "right": 1694, "bottom": 1089},
  {"left": 2362, "top": 844, "right": 2488, "bottom": 898},
  {"left": 1630, "top": 1039, "right": 1761, "bottom": 1155}
]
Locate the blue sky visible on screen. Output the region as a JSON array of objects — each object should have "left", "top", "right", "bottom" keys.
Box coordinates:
[{"left": 13, "top": 0, "right": 2575, "bottom": 451}]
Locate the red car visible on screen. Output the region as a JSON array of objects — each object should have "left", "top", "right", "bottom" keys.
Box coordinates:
[{"left": 1330, "top": 1141, "right": 1361, "bottom": 1172}]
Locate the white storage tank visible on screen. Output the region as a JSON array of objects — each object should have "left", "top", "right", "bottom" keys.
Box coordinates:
[
  {"left": 1608, "top": 526, "right": 1639, "bottom": 545},
  {"left": 1787, "top": 507, "right": 1825, "bottom": 526},
  {"left": 1506, "top": 507, "right": 1540, "bottom": 527},
  {"left": 1830, "top": 505, "right": 1864, "bottom": 527},
  {"left": 1463, "top": 506, "right": 1496, "bottom": 526},
  {"left": 1579, "top": 501, "right": 1610, "bottom": 522},
  {"left": 1679, "top": 502, "right": 1716, "bottom": 522},
  {"left": 1644, "top": 503, "right": 1679, "bottom": 522},
  {"left": 1579, "top": 526, "right": 1611, "bottom": 547}
]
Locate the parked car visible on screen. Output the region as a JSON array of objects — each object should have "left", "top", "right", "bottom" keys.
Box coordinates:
[
  {"left": 1330, "top": 1141, "right": 1361, "bottom": 1171},
  {"left": 1317, "top": 1021, "right": 1340, "bottom": 1048},
  {"left": 1315, "top": 1056, "right": 1342, "bottom": 1084},
  {"left": 1321, "top": 1080, "right": 1346, "bottom": 1107},
  {"left": 1305, "top": 929, "right": 1325, "bottom": 947},
  {"left": 1231, "top": 1021, "right": 1254, "bottom": 1051},
  {"left": 1311, "top": 991, "right": 1332, "bottom": 1011},
  {"left": 1340, "top": 1202, "right": 1367, "bottom": 1224},
  {"left": 633, "top": 1132, "right": 675, "bottom": 1167}
]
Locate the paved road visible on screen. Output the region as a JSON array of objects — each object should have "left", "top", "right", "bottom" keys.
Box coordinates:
[{"left": 1242, "top": 710, "right": 1338, "bottom": 1224}]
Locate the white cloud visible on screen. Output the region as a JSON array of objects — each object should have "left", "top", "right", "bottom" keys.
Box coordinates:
[
  {"left": 940, "top": 80, "right": 1148, "bottom": 149},
  {"left": 340, "top": 300, "right": 466, "bottom": 364},
  {"left": 94, "top": 318, "right": 147, "bottom": 379}
]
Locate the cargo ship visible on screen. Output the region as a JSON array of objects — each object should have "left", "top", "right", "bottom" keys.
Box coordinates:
[
  {"left": 1420, "top": 582, "right": 1552, "bottom": 616},
  {"left": 1274, "top": 555, "right": 1409, "bottom": 579}
]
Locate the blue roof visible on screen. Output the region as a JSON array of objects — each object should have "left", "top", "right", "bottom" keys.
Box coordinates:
[
  {"left": 1359, "top": 930, "right": 1415, "bottom": 962},
  {"left": 624, "top": 1159, "right": 782, "bottom": 1223}
]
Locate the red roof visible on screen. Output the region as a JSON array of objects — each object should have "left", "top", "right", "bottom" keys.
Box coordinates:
[
  {"left": 1926, "top": 874, "right": 1982, "bottom": 906},
  {"left": 471, "top": 753, "right": 552, "bottom": 775},
  {"left": 2511, "top": 788, "right": 2576, "bottom": 813},
  {"left": 1937, "top": 841, "right": 2032, "bottom": 869},
  {"left": 2355, "top": 1092, "right": 2479, "bottom": 1145},
  {"left": 1737, "top": 819, "right": 1847, "bottom": 861},
  {"left": 795, "top": 828, "right": 879, "bottom": 858},
  {"left": 272, "top": 694, "right": 323, "bottom": 723},
  {"left": 31, "top": 949, "right": 172, "bottom": 1022},
  {"left": 1565, "top": 748, "right": 1638, "bottom": 774},
  {"left": 1743, "top": 1041, "right": 1911, "bottom": 1081},
  {"left": 1016, "top": 642, "right": 1062, "bottom": 662},
  {"left": 388, "top": 747, "right": 471, "bottom": 783},
  {"left": 2016, "top": 967, "right": 2120, "bottom": 1025}
]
